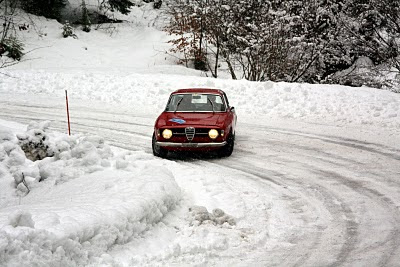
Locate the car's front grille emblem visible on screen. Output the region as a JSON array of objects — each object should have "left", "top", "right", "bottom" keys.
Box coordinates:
[{"left": 185, "top": 127, "right": 195, "bottom": 141}]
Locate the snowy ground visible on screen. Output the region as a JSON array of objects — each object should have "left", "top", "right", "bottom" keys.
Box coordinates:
[
  {"left": 1, "top": 4, "right": 400, "bottom": 266},
  {"left": 1, "top": 86, "right": 400, "bottom": 266}
]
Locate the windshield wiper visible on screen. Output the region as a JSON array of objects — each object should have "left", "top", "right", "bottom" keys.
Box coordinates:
[
  {"left": 207, "top": 97, "right": 215, "bottom": 114},
  {"left": 174, "top": 98, "right": 184, "bottom": 113}
]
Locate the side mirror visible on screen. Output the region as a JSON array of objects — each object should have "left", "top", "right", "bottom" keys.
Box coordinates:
[{"left": 230, "top": 106, "right": 235, "bottom": 112}]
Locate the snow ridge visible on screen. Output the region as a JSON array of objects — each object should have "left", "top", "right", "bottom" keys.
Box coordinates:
[
  {"left": 0, "top": 122, "right": 182, "bottom": 266},
  {"left": 1, "top": 70, "right": 399, "bottom": 130}
]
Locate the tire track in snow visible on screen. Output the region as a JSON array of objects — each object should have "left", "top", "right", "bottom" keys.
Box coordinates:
[
  {"left": 243, "top": 123, "right": 400, "bottom": 161},
  {"left": 315, "top": 169, "right": 400, "bottom": 267},
  {"left": 282, "top": 140, "right": 400, "bottom": 266},
  {"left": 0, "top": 105, "right": 153, "bottom": 129},
  {"left": 70, "top": 112, "right": 391, "bottom": 265},
  {"left": 213, "top": 122, "right": 400, "bottom": 267},
  {"left": 211, "top": 158, "right": 360, "bottom": 267},
  {"left": 2, "top": 97, "right": 400, "bottom": 266},
  {"left": 192, "top": 159, "right": 326, "bottom": 266}
]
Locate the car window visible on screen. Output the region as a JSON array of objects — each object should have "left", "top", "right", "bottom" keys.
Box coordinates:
[
  {"left": 223, "top": 92, "right": 230, "bottom": 107},
  {"left": 165, "top": 94, "right": 226, "bottom": 112}
]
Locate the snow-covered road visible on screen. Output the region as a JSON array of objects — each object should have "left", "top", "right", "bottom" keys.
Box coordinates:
[{"left": 1, "top": 93, "right": 399, "bottom": 266}]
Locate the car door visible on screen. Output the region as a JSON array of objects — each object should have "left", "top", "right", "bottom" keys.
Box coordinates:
[{"left": 223, "top": 92, "right": 236, "bottom": 135}]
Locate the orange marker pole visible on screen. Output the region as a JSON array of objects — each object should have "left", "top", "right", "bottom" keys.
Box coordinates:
[{"left": 65, "top": 90, "right": 71, "bottom": 135}]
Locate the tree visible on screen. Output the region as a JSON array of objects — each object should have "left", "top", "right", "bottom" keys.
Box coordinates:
[
  {"left": 102, "top": 0, "right": 134, "bottom": 15},
  {"left": 19, "top": 0, "right": 66, "bottom": 21},
  {"left": 62, "top": 22, "right": 77, "bottom": 38},
  {"left": 341, "top": 0, "right": 400, "bottom": 71},
  {"left": 81, "top": 0, "right": 91, "bottom": 32},
  {"left": 1, "top": 0, "right": 25, "bottom": 68},
  {"left": 165, "top": 1, "right": 207, "bottom": 70},
  {"left": 165, "top": 0, "right": 399, "bottom": 85},
  {"left": 165, "top": 0, "right": 331, "bottom": 81}
]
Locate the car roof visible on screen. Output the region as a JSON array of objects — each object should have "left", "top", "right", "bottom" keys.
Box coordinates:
[{"left": 171, "top": 88, "right": 224, "bottom": 95}]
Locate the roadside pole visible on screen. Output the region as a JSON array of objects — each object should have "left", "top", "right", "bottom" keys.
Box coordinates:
[{"left": 65, "top": 90, "right": 71, "bottom": 135}]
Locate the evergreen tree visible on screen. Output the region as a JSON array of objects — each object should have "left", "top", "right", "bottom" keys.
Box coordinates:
[
  {"left": 20, "top": 0, "right": 66, "bottom": 21},
  {"left": 0, "top": 37, "right": 24, "bottom": 61},
  {"left": 81, "top": 0, "right": 91, "bottom": 33},
  {"left": 154, "top": 0, "right": 162, "bottom": 9},
  {"left": 107, "top": 0, "right": 134, "bottom": 15}
]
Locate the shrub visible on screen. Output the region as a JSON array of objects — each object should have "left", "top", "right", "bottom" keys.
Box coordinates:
[
  {"left": 62, "top": 22, "right": 77, "bottom": 39},
  {"left": 0, "top": 37, "right": 24, "bottom": 61},
  {"left": 154, "top": 0, "right": 162, "bottom": 9},
  {"left": 17, "top": 129, "right": 54, "bottom": 162}
]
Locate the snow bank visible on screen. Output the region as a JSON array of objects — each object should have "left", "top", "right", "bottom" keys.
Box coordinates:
[
  {"left": 1, "top": 70, "right": 399, "bottom": 129},
  {"left": 0, "top": 121, "right": 182, "bottom": 266}
]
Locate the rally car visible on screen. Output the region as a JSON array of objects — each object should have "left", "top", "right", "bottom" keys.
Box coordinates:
[{"left": 152, "top": 88, "right": 236, "bottom": 158}]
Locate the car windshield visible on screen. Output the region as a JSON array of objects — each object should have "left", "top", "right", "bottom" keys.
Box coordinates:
[{"left": 165, "top": 94, "right": 226, "bottom": 112}]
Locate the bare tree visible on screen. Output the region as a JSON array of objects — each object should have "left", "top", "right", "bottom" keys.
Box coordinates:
[{"left": 1, "top": 0, "right": 25, "bottom": 70}]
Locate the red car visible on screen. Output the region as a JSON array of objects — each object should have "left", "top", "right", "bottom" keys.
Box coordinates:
[{"left": 152, "top": 88, "right": 237, "bottom": 158}]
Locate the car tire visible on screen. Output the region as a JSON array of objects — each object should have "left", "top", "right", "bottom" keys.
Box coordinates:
[
  {"left": 219, "top": 132, "right": 235, "bottom": 157},
  {"left": 152, "top": 132, "right": 168, "bottom": 158}
]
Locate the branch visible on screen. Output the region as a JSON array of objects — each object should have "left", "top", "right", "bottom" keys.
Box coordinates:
[
  {"left": 0, "top": 57, "right": 40, "bottom": 78},
  {"left": 153, "top": 47, "right": 183, "bottom": 61},
  {"left": 21, "top": 172, "right": 30, "bottom": 194},
  {"left": 24, "top": 45, "right": 52, "bottom": 55}
]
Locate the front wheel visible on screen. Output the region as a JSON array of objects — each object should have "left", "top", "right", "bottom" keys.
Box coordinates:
[
  {"left": 152, "top": 132, "right": 168, "bottom": 158},
  {"left": 218, "top": 133, "right": 235, "bottom": 157}
]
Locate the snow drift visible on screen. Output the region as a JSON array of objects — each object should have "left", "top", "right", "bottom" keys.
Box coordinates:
[{"left": 0, "top": 121, "right": 182, "bottom": 266}]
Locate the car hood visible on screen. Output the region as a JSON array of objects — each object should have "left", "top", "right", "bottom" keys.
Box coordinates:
[{"left": 158, "top": 112, "right": 227, "bottom": 127}]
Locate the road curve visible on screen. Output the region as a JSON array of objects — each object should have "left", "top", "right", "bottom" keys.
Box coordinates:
[{"left": 1, "top": 96, "right": 399, "bottom": 266}]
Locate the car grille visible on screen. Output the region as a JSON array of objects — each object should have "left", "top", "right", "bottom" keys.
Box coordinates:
[
  {"left": 168, "top": 128, "right": 216, "bottom": 141},
  {"left": 185, "top": 127, "right": 195, "bottom": 141},
  {"left": 172, "top": 128, "right": 210, "bottom": 134}
]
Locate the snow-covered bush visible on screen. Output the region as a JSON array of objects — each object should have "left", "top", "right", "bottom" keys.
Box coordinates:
[
  {"left": 325, "top": 57, "right": 400, "bottom": 91},
  {"left": 62, "top": 22, "right": 77, "bottom": 38},
  {"left": 153, "top": 0, "right": 162, "bottom": 9},
  {"left": 0, "top": 121, "right": 114, "bottom": 195},
  {"left": 0, "top": 37, "right": 24, "bottom": 61},
  {"left": 17, "top": 121, "right": 54, "bottom": 161}
]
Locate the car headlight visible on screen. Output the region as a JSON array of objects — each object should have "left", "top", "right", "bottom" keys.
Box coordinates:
[
  {"left": 208, "top": 129, "right": 219, "bottom": 139},
  {"left": 162, "top": 129, "right": 172, "bottom": 139}
]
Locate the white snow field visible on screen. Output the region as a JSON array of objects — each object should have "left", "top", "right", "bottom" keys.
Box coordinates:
[{"left": 1, "top": 3, "right": 400, "bottom": 266}]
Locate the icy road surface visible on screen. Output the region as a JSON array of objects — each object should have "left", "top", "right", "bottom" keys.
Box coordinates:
[{"left": 1, "top": 94, "right": 400, "bottom": 266}]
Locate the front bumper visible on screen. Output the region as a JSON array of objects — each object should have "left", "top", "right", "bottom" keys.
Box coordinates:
[{"left": 156, "top": 141, "right": 227, "bottom": 148}]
